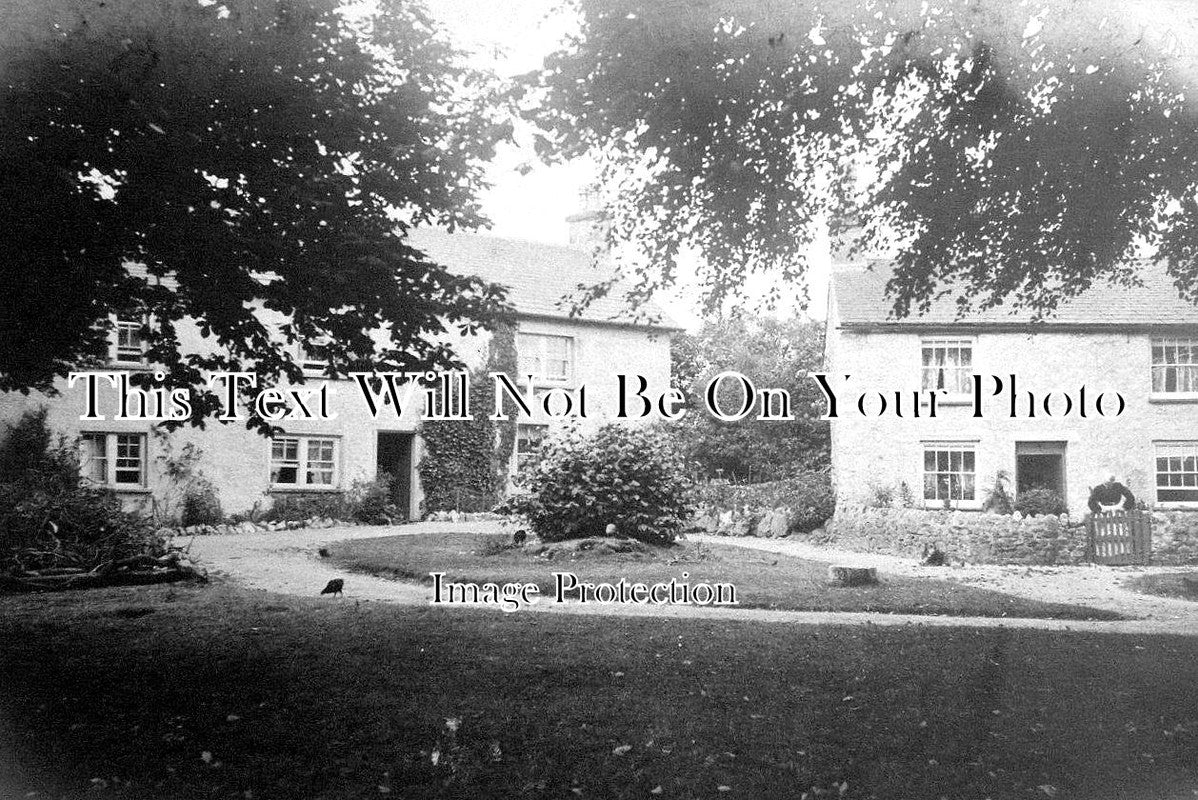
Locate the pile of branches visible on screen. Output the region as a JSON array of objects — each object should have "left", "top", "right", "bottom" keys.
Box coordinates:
[
  {"left": 0, "top": 545, "right": 206, "bottom": 592},
  {"left": 0, "top": 416, "right": 205, "bottom": 592}
]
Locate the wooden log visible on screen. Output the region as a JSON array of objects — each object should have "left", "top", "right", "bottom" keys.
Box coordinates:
[{"left": 827, "top": 565, "right": 878, "bottom": 587}]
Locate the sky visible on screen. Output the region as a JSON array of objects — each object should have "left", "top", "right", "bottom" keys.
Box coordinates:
[{"left": 421, "top": 0, "right": 830, "bottom": 328}]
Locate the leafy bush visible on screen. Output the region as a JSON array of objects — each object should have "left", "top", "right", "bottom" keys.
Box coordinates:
[
  {"left": 0, "top": 407, "right": 53, "bottom": 482},
  {"left": 180, "top": 479, "right": 223, "bottom": 527},
  {"left": 499, "top": 424, "right": 694, "bottom": 546},
  {"left": 263, "top": 492, "right": 350, "bottom": 522},
  {"left": 348, "top": 474, "right": 399, "bottom": 524},
  {"left": 697, "top": 472, "right": 835, "bottom": 533},
  {"left": 1014, "top": 488, "right": 1067, "bottom": 517},
  {"left": 982, "top": 471, "right": 1015, "bottom": 515},
  {"left": 0, "top": 411, "right": 162, "bottom": 573},
  {"left": 863, "top": 483, "right": 895, "bottom": 509}
]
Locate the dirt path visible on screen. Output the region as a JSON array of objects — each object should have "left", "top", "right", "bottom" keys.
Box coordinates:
[{"left": 185, "top": 523, "right": 1198, "bottom": 635}]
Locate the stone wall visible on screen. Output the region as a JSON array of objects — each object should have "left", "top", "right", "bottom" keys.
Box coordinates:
[
  {"left": 821, "top": 507, "right": 1090, "bottom": 565},
  {"left": 821, "top": 507, "right": 1198, "bottom": 566},
  {"left": 1151, "top": 512, "right": 1198, "bottom": 565},
  {"left": 691, "top": 505, "right": 796, "bottom": 538}
]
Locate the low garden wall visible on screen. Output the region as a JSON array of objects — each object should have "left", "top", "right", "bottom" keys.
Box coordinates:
[
  {"left": 820, "top": 507, "right": 1198, "bottom": 566},
  {"left": 1151, "top": 511, "right": 1198, "bottom": 565},
  {"left": 821, "top": 507, "right": 1090, "bottom": 565}
]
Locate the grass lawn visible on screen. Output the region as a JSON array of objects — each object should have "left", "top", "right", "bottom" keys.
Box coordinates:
[
  {"left": 1125, "top": 571, "right": 1198, "bottom": 601},
  {"left": 1, "top": 582, "right": 1197, "bottom": 799},
  {"left": 328, "top": 532, "right": 1122, "bottom": 620}
]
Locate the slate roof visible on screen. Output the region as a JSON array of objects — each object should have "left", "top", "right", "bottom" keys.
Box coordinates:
[
  {"left": 831, "top": 262, "right": 1198, "bottom": 328},
  {"left": 407, "top": 228, "right": 681, "bottom": 331}
]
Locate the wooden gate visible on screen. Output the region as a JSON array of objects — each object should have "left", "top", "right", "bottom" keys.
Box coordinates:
[{"left": 1087, "top": 511, "right": 1152, "bottom": 565}]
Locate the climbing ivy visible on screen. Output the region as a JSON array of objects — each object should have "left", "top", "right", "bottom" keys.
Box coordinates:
[
  {"left": 488, "top": 323, "right": 518, "bottom": 488},
  {"left": 418, "top": 326, "right": 518, "bottom": 514}
]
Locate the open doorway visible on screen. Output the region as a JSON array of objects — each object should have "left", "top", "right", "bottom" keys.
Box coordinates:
[
  {"left": 1015, "top": 441, "right": 1067, "bottom": 500},
  {"left": 376, "top": 432, "right": 414, "bottom": 521}
]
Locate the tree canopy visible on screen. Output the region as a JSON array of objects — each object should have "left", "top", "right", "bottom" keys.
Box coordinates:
[
  {"left": 525, "top": 0, "right": 1198, "bottom": 317},
  {"left": 671, "top": 314, "right": 829, "bottom": 482},
  {"left": 0, "top": 0, "right": 512, "bottom": 428}
]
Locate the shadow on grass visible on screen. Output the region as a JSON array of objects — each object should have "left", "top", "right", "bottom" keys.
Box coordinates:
[{"left": 1, "top": 582, "right": 1189, "bottom": 800}]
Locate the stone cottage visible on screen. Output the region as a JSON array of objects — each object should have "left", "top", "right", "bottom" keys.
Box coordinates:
[
  {"left": 0, "top": 215, "right": 678, "bottom": 521},
  {"left": 824, "top": 262, "right": 1198, "bottom": 514}
]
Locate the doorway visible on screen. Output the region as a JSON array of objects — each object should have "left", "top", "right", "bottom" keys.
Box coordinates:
[
  {"left": 376, "top": 432, "right": 415, "bottom": 521},
  {"left": 1015, "top": 441, "right": 1067, "bottom": 499}
]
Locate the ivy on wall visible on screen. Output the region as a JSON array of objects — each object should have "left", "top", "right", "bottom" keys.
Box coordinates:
[
  {"left": 418, "top": 324, "right": 518, "bottom": 514},
  {"left": 488, "top": 323, "right": 518, "bottom": 488}
]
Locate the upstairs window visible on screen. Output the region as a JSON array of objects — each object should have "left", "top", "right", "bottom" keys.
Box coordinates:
[
  {"left": 517, "top": 333, "right": 573, "bottom": 383},
  {"left": 111, "top": 314, "right": 148, "bottom": 365},
  {"left": 1156, "top": 442, "right": 1198, "bottom": 503},
  {"left": 297, "top": 339, "right": 331, "bottom": 374},
  {"left": 80, "top": 432, "right": 146, "bottom": 488},
  {"left": 270, "top": 436, "right": 339, "bottom": 488},
  {"left": 922, "top": 443, "right": 976, "bottom": 504},
  {"left": 921, "top": 339, "right": 973, "bottom": 395},
  {"left": 1151, "top": 338, "right": 1198, "bottom": 394}
]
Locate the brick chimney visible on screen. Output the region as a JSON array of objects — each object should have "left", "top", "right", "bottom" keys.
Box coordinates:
[{"left": 566, "top": 185, "right": 607, "bottom": 251}]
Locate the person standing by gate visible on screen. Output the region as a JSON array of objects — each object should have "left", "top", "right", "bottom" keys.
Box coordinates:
[{"left": 1087, "top": 474, "right": 1136, "bottom": 515}]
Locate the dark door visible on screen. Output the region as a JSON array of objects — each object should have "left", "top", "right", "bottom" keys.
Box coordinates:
[
  {"left": 376, "top": 432, "right": 414, "bottom": 521},
  {"left": 1015, "top": 441, "right": 1067, "bottom": 498}
]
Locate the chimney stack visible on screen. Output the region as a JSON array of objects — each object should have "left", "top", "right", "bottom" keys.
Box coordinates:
[{"left": 566, "top": 185, "right": 607, "bottom": 251}]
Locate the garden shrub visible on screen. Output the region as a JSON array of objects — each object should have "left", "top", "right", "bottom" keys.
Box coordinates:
[
  {"left": 1014, "top": 488, "right": 1068, "bottom": 517},
  {"left": 263, "top": 492, "right": 350, "bottom": 522},
  {"left": 0, "top": 410, "right": 162, "bottom": 574},
  {"left": 0, "top": 407, "right": 53, "bottom": 482},
  {"left": 348, "top": 474, "right": 399, "bottom": 524},
  {"left": 982, "top": 471, "right": 1015, "bottom": 514},
  {"left": 180, "top": 479, "right": 223, "bottom": 527},
  {"left": 499, "top": 424, "right": 694, "bottom": 546}
]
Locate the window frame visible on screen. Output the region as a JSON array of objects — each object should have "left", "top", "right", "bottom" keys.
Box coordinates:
[
  {"left": 1154, "top": 441, "right": 1198, "bottom": 506},
  {"left": 297, "top": 339, "right": 332, "bottom": 376},
  {"left": 269, "top": 435, "right": 341, "bottom": 490},
  {"left": 920, "top": 441, "right": 978, "bottom": 508},
  {"left": 516, "top": 332, "right": 575, "bottom": 384},
  {"left": 920, "top": 338, "right": 974, "bottom": 398},
  {"left": 515, "top": 423, "right": 549, "bottom": 469},
  {"left": 1150, "top": 337, "right": 1198, "bottom": 398},
  {"left": 79, "top": 432, "right": 148, "bottom": 489},
  {"left": 110, "top": 313, "right": 149, "bottom": 366}
]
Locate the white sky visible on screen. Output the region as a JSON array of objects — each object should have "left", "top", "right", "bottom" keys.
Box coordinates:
[{"left": 422, "top": 0, "right": 830, "bottom": 327}]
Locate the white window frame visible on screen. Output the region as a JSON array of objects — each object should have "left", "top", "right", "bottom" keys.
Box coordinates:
[
  {"left": 110, "top": 313, "right": 149, "bottom": 366},
  {"left": 921, "top": 338, "right": 973, "bottom": 397},
  {"left": 297, "top": 339, "right": 331, "bottom": 375},
  {"left": 1151, "top": 338, "right": 1198, "bottom": 397},
  {"left": 515, "top": 423, "right": 549, "bottom": 469},
  {"left": 79, "top": 432, "right": 147, "bottom": 489},
  {"left": 517, "top": 332, "right": 574, "bottom": 384},
  {"left": 1154, "top": 441, "right": 1198, "bottom": 506},
  {"left": 270, "top": 435, "right": 340, "bottom": 489},
  {"left": 921, "top": 442, "right": 978, "bottom": 507}
]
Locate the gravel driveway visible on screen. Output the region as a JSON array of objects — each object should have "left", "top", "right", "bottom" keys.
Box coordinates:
[{"left": 184, "top": 523, "right": 1198, "bottom": 635}]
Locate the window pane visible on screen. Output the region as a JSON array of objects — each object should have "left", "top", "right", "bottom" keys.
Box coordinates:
[
  {"left": 270, "top": 437, "right": 300, "bottom": 485},
  {"left": 80, "top": 434, "right": 107, "bottom": 485},
  {"left": 305, "top": 438, "right": 336, "bottom": 486},
  {"left": 114, "top": 434, "right": 143, "bottom": 485}
]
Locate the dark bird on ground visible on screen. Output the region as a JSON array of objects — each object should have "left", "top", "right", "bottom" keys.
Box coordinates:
[
  {"left": 922, "top": 545, "right": 946, "bottom": 567},
  {"left": 320, "top": 578, "right": 344, "bottom": 597},
  {"left": 318, "top": 547, "right": 330, "bottom": 558},
  {"left": 513, "top": 529, "right": 527, "bottom": 546}
]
